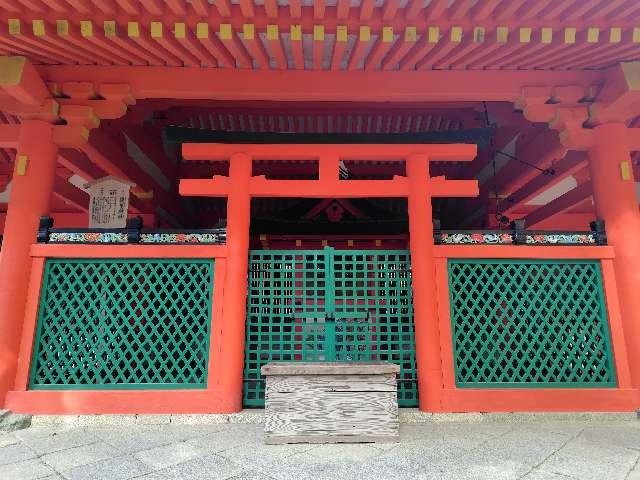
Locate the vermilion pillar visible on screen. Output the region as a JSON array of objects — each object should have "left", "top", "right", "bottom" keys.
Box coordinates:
[
  {"left": 218, "top": 152, "right": 252, "bottom": 411},
  {"left": 588, "top": 123, "right": 640, "bottom": 401},
  {"left": 406, "top": 154, "right": 443, "bottom": 412},
  {"left": 0, "top": 121, "right": 57, "bottom": 405}
]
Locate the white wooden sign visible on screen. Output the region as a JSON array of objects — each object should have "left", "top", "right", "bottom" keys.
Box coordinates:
[{"left": 85, "top": 176, "right": 135, "bottom": 229}]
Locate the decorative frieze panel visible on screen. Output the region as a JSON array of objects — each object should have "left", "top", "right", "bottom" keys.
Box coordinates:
[
  {"left": 37, "top": 216, "right": 226, "bottom": 245},
  {"left": 434, "top": 219, "right": 605, "bottom": 246}
]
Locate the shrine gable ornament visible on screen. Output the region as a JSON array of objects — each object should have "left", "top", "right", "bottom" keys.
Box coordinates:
[{"left": 84, "top": 176, "right": 135, "bottom": 229}]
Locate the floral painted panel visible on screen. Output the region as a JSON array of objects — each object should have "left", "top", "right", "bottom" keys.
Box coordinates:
[
  {"left": 139, "top": 233, "right": 224, "bottom": 244},
  {"left": 48, "top": 232, "right": 128, "bottom": 243},
  {"left": 440, "top": 233, "right": 513, "bottom": 244},
  {"left": 526, "top": 234, "right": 595, "bottom": 245}
]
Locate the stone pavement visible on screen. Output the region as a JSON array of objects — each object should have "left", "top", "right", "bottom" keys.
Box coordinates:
[{"left": 1, "top": 413, "right": 639, "bottom": 480}]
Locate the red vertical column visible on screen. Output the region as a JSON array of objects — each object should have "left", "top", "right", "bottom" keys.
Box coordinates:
[
  {"left": 588, "top": 123, "right": 640, "bottom": 403},
  {"left": 217, "top": 152, "right": 252, "bottom": 412},
  {"left": 0, "top": 120, "right": 57, "bottom": 406},
  {"left": 406, "top": 153, "right": 443, "bottom": 412}
]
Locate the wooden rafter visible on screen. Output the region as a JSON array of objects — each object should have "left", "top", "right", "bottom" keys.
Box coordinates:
[
  {"left": 523, "top": 182, "right": 593, "bottom": 227},
  {"left": 0, "top": 4, "right": 638, "bottom": 72}
]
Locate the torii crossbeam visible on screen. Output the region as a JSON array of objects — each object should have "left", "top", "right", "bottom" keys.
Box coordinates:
[{"left": 179, "top": 143, "right": 478, "bottom": 198}]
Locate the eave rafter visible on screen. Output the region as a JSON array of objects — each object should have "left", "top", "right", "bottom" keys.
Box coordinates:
[
  {"left": 502, "top": 151, "right": 588, "bottom": 216},
  {"left": 1, "top": 2, "right": 640, "bottom": 71}
]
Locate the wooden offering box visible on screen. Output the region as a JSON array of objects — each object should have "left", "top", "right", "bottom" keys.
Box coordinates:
[{"left": 261, "top": 362, "right": 400, "bottom": 444}]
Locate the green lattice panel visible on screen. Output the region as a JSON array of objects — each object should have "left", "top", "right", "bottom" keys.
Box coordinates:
[
  {"left": 29, "top": 258, "right": 214, "bottom": 389},
  {"left": 448, "top": 259, "right": 616, "bottom": 388},
  {"left": 243, "top": 249, "right": 417, "bottom": 407}
]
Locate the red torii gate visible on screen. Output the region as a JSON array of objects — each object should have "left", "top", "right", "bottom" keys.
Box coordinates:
[{"left": 179, "top": 143, "right": 477, "bottom": 411}]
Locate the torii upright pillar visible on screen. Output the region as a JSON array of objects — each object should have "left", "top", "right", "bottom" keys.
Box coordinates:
[
  {"left": 407, "top": 154, "right": 443, "bottom": 411},
  {"left": 180, "top": 143, "right": 478, "bottom": 412},
  {"left": 218, "top": 153, "right": 252, "bottom": 412}
]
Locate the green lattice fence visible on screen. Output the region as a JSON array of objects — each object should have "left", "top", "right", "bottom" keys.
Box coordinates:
[
  {"left": 448, "top": 259, "right": 616, "bottom": 388},
  {"left": 29, "top": 258, "right": 214, "bottom": 389},
  {"left": 244, "top": 248, "right": 417, "bottom": 406}
]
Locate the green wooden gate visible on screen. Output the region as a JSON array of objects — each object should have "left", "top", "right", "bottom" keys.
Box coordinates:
[{"left": 243, "top": 247, "right": 417, "bottom": 406}]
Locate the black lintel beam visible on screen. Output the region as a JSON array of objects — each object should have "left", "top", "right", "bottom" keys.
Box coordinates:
[{"left": 165, "top": 126, "right": 492, "bottom": 148}]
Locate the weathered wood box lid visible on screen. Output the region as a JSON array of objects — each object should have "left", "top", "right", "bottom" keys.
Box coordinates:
[
  {"left": 261, "top": 361, "right": 400, "bottom": 376},
  {"left": 262, "top": 362, "right": 400, "bottom": 444}
]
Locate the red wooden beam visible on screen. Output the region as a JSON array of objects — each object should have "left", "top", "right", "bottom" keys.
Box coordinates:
[
  {"left": 36, "top": 66, "right": 604, "bottom": 102},
  {"left": 128, "top": 22, "right": 182, "bottom": 67},
  {"left": 123, "top": 125, "right": 178, "bottom": 180},
  {"left": 448, "top": 0, "right": 475, "bottom": 20},
  {"left": 114, "top": 0, "right": 137, "bottom": 14},
  {"left": 425, "top": 0, "right": 448, "bottom": 20},
  {"left": 57, "top": 148, "right": 105, "bottom": 181},
  {"left": 330, "top": 25, "right": 348, "bottom": 70},
  {"left": 212, "top": 0, "right": 230, "bottom": 16},
  {"left": 502, "top": 151, "right": 588, "bottom": 215},
  {"left": 0, "top": 1, "right": 21, "bottom": 13},
  {"left": 0, "top": 125, "right": 20, "bottom": 148},
  {"left": 179, "top": 177, "right": 478, "bottom": 199},
  {"left": 381, "top": 27, "right": 417, "bottom": 70},
  {"left": 523, "top": 182, "right": 593, "bottom": 227},
  {"left": 53, "top": 175, "right": 89, "bottom": 212},
  {"left": 83, "top": 131, "right": 154, "bottom": 194},
  {"left": 336, "top": 0, "right": 350, "bottom": 19},
  {"left": 490, "top": 129, "right": 565, "bottom": 196},
  {"left": 164, "top": 0, "right": 185, "bottom": 15},
  {"left": 195, "top": 23, "right": 236, "bottom": 67},
  {"left": 182, "top": 143, "right": 477, "bottom": 162},
  {"left": 88, "top": 0, "right": 116, "bottom": 13},
  {"left": 139, "top": 0, "right": 164, "bottom": 15},
  {"left": 33, "top": 20, "right": 98, "bottom": 65},
  {"left": 266, "top": 25, "right": 287, "bottom": 69},
  {"left": 381, "top": 0, "right": 400, "bottom": 20},
  {"left": 289, "top": 0, "right": 301, "bottom": 17},
  {"left": 469, "top": 0, "right": 502, "bottom": 20},
  {"left": 0, "top": 56, "right": 49, "bottom": 105},
  {"left": 102, "top": 21, "right": 162, "bottom": 66},
  {"left": 347, "top": 27, "right": 371, "bottom": 70},
  {"left": 464, "top": 125, "right": 522, "bottom": 180},
  {"left": 180, "top": 143, "right": 478, "bottom": 200},
  {"left": 173, "top": 23, "right": 218, "bottom": 67},
  {"left": 218, "top": 24, "right": 253, "bottom": 68},
  {"left": 313, "top": 25, "right": 324, "bottom": 70},
  {"left": 242, "top": 24, "right": 270, "bottom": 68},
  {"left": 359, "top": 0, "right": 375, "bottom": 19},
  {"left": 399, "top": 28, "right": 440, "bottom": 70},
  {"left": 365, "top": 27, "right": 395, "bottom": 70},
  {"left": 57, "top": 148, "right": 149, "bottom": 213},
  {"left": 67, "top": 20, "right": 134, "bottom": 65},
  {"left": 149, "top": 22, "right": 202, "bottom": 67}
]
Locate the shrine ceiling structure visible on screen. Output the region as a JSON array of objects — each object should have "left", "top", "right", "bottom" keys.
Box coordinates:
[
  {"left": 0, "top": 0, "right": 638, "bottom": 71},
  {"left": 1, "top": 1, "right": 639, "bottom": 228}
]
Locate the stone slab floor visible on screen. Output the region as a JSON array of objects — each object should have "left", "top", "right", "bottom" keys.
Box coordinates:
[{"left": 1, "top": 417, "right": 640, "bottom": 480}]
